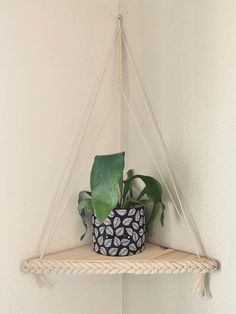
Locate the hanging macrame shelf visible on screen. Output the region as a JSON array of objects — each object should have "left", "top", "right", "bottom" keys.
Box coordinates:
[
  {"left": 22, "top": 243, "right": 217, "bottom": 275},
  {"left": 22, "top": 15, "right": 218, "bottom": 298}
]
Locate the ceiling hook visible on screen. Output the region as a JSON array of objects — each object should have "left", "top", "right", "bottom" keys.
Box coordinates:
[{"left": 117, "top": 14, "right": 122, "bottom": 28}]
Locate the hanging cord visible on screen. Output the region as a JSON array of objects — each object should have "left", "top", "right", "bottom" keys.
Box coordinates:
[
  {"left": 117, "top": 23, "right": 200, "bottom": 255},
  {"left": 116, "top": 15, "right": 127, "bottom": 153},
  {"left": 34, "top": 94, "right": 118, "bottom": 288},
  {"left": 116, "top": 15, "right": 123, "bottom": 94},
  {"left": 40, "top": 92, "right": 119, "bottom": 260},
  {"left": 121, "top": 33, "right": 201, "bottom": 258},
  {"left": 38, "top": 30, "right": 119, "bottom": 259},
  {"left": 122, "top": 91, "right": 211, "bottom": 299},
  {"left": 121, "top": 92, "right": 200, "bottom": 257},
  {"left": 121, "top": 32, "right": 211, "bottom": 298},
  {"left": 116, "top": 22, "right": 196, "bottom": 251}
]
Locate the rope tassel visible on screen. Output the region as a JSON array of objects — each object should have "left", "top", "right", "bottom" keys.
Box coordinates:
[
  {"left": 193, "top": 273, "right": 212, "bottom": 299},
  {"left": 35, "top": 274, "right": 53, "bottom": 289}
]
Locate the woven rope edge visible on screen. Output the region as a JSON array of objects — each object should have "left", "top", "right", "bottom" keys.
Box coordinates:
[{"left": 22, "top": 259, "right": 217, "bottom": 275}]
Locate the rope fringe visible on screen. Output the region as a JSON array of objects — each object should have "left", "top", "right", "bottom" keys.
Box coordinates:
[
  {"left": 193, "top": 273, "right": 212, "bottom": 299},
  {"left": 35, "top": 274, "right": 53, "bottom": 289}
]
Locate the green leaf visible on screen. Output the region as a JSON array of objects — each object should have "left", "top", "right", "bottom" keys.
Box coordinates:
[
  {"left": 127, "top": 169, "right": 134, "bottom": 179},
  {"left": 137, "top": 187, "right": 147, "bottom": 200},
  {"left": 78, "top": 190, "right": 91, "bottom": 201},
  {"left": 122, "top": 170, "right": 135, "bottom": 205},
  {"left": 123, "top": 197, "right": 151, "bottom": 208},
  {"left": 139, "top": 198, "right": 152, "bottom": 205},
  {"left": 160, "top": 202, "right": 165, "bottom": 227},
  {"left": 134, "top": 175, "right": 162, "bottom": 203},
  {"left": 78, "top": 190, "right": 93, "bottom": 212},
  {"left": 123, "top": 174, "right": 162, "bottom": 205},
  {"left": 147, "top": 202, "right": 160, "bottom": 231},
  {"left": 90, "top": 152, "right": 125, "bottom": 222},
  {"left": 79, "top": 208, "right": 87, "bottom": 241},
  {"left": 123, "top": 174, "right": 163, "bottom": 229},
  {"left": 78, "top": 190, "right": 93, "bottom": 240},
  {"left": 127, "top": 169, "right": 134, "bottom": 198}
]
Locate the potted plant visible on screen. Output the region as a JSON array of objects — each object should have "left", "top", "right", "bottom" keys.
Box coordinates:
[{"left": 78, "top": 152, "right": 165, "bottom": 256}]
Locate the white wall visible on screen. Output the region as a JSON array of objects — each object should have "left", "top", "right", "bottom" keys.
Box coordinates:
[
  {"left": 0, "top": 1, "right": 122, "bottom": 314},
  {"left": 119, "top": 1, "right": 236, "bottom": 314}
]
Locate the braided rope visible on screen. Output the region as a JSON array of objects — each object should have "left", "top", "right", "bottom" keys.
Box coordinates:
[
  {"left": 116, "top": 28, "right": 123, "bottom": 93},
  {"left": 116, "top": 15, "right": 123, "bottom": 93},
  {"left": 22, "top": 258, "right": 217, "bottom": 275}
]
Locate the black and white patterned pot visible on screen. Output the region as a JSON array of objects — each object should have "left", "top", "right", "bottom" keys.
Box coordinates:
[{"left": 92, "top": 207, "right": 145, "bottom": 256}]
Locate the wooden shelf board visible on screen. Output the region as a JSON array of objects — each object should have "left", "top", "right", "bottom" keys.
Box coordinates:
[{"left": 22, "top": 243, "right": 217, "bottom": 275}]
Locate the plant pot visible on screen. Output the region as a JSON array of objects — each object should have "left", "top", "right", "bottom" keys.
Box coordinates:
[{"left": 92, "top": 207, "right": 145, "bottom": 256}]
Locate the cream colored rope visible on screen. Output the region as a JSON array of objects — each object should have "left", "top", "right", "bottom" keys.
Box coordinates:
[
  {"left": 38, "top": 30, "right": 119, "bottom": 259},
  {"left": 116, "top": 15, "right": 123, "bottom": 94},
  {"left": 22, "top": 258, "right": 217, "bottom": 275},
  {"left": 120, "top": 29, "right": 212, "bottom": 298},
  {"left": 39, "top": 91, "right": 119, "bottom": 259},
  {"left": 122, "top": 91, "right": 201, "bottom": 258},
  {"left": 122, "top": 34, "right": 201, "bottom": 258}
]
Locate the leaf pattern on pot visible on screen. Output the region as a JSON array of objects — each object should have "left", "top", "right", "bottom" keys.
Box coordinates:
[
  {"left": 98, "top": 236, "right": 103, "bottom": 245},
  {"left": 137, "top": 238, "right": 142, "bottom": 248},
  {"left": 116, "top": 227, "right": 124, "bottom": 236},
  {"left": 100, "top": 247, "right": 107, "bottom": 255},
  {"left": 114, "top": 237, "right": 121, "bottom": 246},
  {"left": 99, "top": 226, "right": 105, "bottom": 234},
  {"left": 113, "top": 217, "right": 121, "bottom": 228},
  {"left": 126, "top": 228, "right": 133, "bottom": 236},
  {"left": 117, "top": 209, "right": 127, "bottom": 216},
  {"left": 109, "top": 211, "right": 114, "bottom": 218},
  {"left": 92, "top": 216, "right": 95, "bottom": 224},
  {"left": 128, "top": 207, "right": 136, "bottom": 216},
  {"left": 104, "top": 239, "right": 112, "bottom": 247},
  {"left": 142, "top": 234, "right": 145, "bottom": 243},
  {"left": 132, "top": 231, "right": 138, "bottom": 242},
  {"left": 109, "top": 247, "right": 118, "bottom": 256},
  {"left": 132, "top": 222, "right": 139, "bottom": 230},
  {"left": 121, "top": 238, "right": 130, "bottom": 246},
  {"left": 95, "top": 218, "right": 101, "bottom": 226},
  {"left": 104, "top": 218, "right": 111, "bottom": 226},
  {"left": 135, "top": 211, "right": 140, "bottom": 222},
  {"left": 93, "top": 207, "right": 146, "bottom": 257},
  {"left": 139, "top": 217, "right": 144, "bottom": 226},
  {"left": 119, "top": 247, "right": 128, "bottom": 256},
  {"left": 140, "top": 208, "right": 144, "bottom": 216},
  {"left": 129, "top": 243, "right": 137, "bottom": 251},
  {"left": 123, "top": 217, "right": 132, "bottom": 226},
  {"left": 139, "top": 228, "right": 144, "bottom": 236},
  {"left": 106, "top": 226, "right": 114, "bottom": 236}
]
